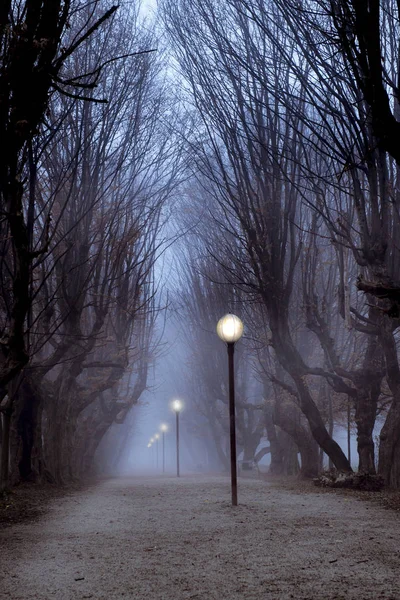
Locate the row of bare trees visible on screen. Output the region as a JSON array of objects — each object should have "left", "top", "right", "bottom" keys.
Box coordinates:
[
  {"left": 162, "top": 0, "right": 400, "bottom": 486},
  {"left": 3, "top": 0, "right": 400, "bottom": 489},
  {"left": 0, "top": 1, "right": 180, "bottom": 489}
]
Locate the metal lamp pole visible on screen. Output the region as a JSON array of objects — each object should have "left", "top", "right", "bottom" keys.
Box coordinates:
[
  {"left": 217, "top": 314, "right": 244, "bottom": 507},
  {"left": 155, "top": 434, "right": 160, "bottom": 469},
  {"left": 177, "top": 410, "right": 182, "bottom": 477},
  {"left": 149, "top": 438, "right": 154, "bottom": 470},
  {"left": 227, "top": 342, "right": 238, "bottom": 506},
  {"left": 147, "top": 443, "right": 151, "bottom": 468},
  {"left": 160, "top": 424, "right": 168, "bottom": 473},
  {"left": 172, "top": 400, "right": 183, "bottom": 477},
  {"left": 163, "top": 431, "right": 165, "bottom": 473}
]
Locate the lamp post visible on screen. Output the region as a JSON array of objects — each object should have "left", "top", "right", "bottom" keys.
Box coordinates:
[
  {"left": 154, "top": 433, "right": 160, "bottom": 469},
  {"left": 160, "top": 424, "right": 168, "bottom": 473},
  {"left": 150, "top": 438, "right": 155, "bottom": 469},
  {"left": 172, "top": 399, "right": 183, "bottom": 477},
  {"left": 217, "top": 313, "right": 244, "bottom": 506}
]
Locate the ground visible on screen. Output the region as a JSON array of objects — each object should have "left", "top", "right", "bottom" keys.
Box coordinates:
[{"left": 1, "top": 474, "right": 400, "bottom": 599}]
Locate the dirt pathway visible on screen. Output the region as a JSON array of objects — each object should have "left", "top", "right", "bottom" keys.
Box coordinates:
[{"left": 1, "top": 475, "right": 400, "bottom": 599}]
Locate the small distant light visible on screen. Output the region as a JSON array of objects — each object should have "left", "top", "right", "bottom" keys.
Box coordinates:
[
  {"left": 160, "top": 423, "right": 168, "bottom": 432},
  {"left": 147, "top": 443, "right": 151, "bottom": 448},
  {"left": 155, "top": 433, "right": 160, "bottom": 439},
  {"left": 150, "top": 437, "right": 154, "bottom": 443},
  {"left": 172, "top": 399, "right": 183, "bottom": 412}
]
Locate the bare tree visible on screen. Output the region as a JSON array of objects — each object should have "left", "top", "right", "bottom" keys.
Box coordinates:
[
  {"left": 0, "top": 0, "right": 127, "bottom": 490},
  {"left": 162, "top": 0, "right": 352, "bottom": 474},
  {"left": 241, "top": 0, "right": 400, "bottom": 484},
  {"left": 2, "top": 3, "right": 180, "bottom": 487}
]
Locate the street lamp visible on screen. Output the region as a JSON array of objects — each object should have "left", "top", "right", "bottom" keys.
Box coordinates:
[
  {"left": 160, "top": 423, "right": 168, "bottom": 473},
  {"left": 217, "top": 313, "right": 244, "bottom": 506},
  {"left": 171, "top": 399, "right": 183, "bottom": 477},
  {"left": 154, "top": 433, "right": 160, "bottom": 469}
]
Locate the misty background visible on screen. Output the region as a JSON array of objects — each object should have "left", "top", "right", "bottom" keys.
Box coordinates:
[{"left": 1, "top": 0, "right": 399, "bottom": 492}]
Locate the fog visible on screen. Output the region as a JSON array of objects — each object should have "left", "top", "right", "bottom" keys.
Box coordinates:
[
  {"left": 4, "top": 3, "right": 400, "bottom": 600},
  {"left": 1, "top": 0, "right": 399, "bottom": 493},
  {"left": 95, "top": 315, "right": 367, "bottom": 479}
]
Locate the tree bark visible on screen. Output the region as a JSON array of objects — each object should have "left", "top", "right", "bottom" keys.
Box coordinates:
[
  {"left": 354, "top": 390, "right": 378, "bottom": 473},
  {"left": 264, "top": 400, "right": 284, "bottom": 474},
  {"left": 273, "top": 397, "right": 319, "bottom": 478},
  {"left": 16, "top": 378, "right": 43, "bottom": 481},
  {"left": 0, "top": 410, "right": 11, "bottom": 492},
  {"left": 270, "top": 318, "right": 352, "bottom": 473},
  {"left": 378, "top": 318, "right": 400, "bottom": 486}
]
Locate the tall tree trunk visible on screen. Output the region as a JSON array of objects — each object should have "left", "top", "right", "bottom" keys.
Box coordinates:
[
  {"left": 0, "top": 377, "right": 21, "bottom": 490},
  {"left": 16, "top": 378, "right": 43, "bottom": 481},
  {"left": 290, "top": 369, "right": 350, "bottom": 472},
  {"left": 328, "top": 392, "right": 334, "bottom": 470},
  {"left": 273, "top": 398, "right": 319, "bottom": 478},
  {"left": 43, "top": 390, "right": 75, "bottom": 484},
  {"left": 242, "top": 430, "right": 261, "bottom": 462},
  {"left": 354, "top": 390, "right": 378, "bottom": 473},
  {"left": 264, "top": 400, "right": 284, "bottom": 474},
  {"left": 0, "top": 410, "right": 11, "bottom": 492},
  {"left": 379, "top": 400, "right": 400, "bottom": 486},
  {"left": 378, "top": 318, "right": 400, "bottom": 486},
  {"left": 269, "top": 311, "right": 352, "bottom": 473},
  {"left": 278, "top": 431, "right": 299, "bottom": 476}
]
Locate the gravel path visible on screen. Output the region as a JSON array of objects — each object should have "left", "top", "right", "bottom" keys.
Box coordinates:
[{"left": 1, "top": 474, "right": 400, "bottom": 600}]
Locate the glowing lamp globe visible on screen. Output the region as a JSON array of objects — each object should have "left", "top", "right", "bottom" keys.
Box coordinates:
[
  {"left": 155, "top": 433, "right": 160, "bottom": 440},
  {"left": 150, "top": 437, "right": 154, "bottom": 443},
  {"left": 160, "top": 423, "right": 168, "bottom": 432},
  {"left": 172, "top": 399, "right": 183, "bottom": 412},
  {"left": 216, "top": 314, "right": 244, "bottom": 344}
]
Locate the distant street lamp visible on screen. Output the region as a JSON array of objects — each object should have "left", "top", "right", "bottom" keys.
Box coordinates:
[
  {"left": 160, "top": 423, "right": 168, "bottom": 473},
  {"left": 171, "top": 399, "right": 183, "bottom": 477},
  {"left": 217, "top": 313, "right": 244, "bottom": 506},
  {"left": 154, "top": 433, "right": 160, "bottom": 469},
  {"left": 150, "top": 438, "right": 154, "bottom": 467},
  {"left": 148, "top": 442, "right": 153, "bottom": 468}
]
